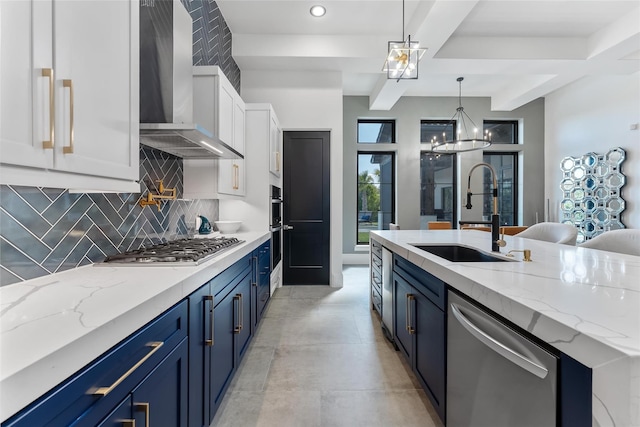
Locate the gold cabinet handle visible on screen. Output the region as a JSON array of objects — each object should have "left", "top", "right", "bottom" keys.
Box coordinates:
[
  {"left": 252, "top": 256, "right": 258, "bottom": 286},
  {"left": 240, "top": 293, "right": 244, "bottom": 330},
  {"left": 233, "top": 294, "right": 242, "bottom": 333},
  {"left": 134, "top": 402, "right": 150, "bottom": 427},
  {"left": 204, "top": 295, "right": 214, "bottom": 346},
  {"left": 408, "top": 294, "right": 415, "bottom": 334},
  {"left": 93, "top": 342, "right": 164, "bottom": 396},
  {"left": 62, "top": 79, "right": 74, "bottom": 154},
  {"left": 276, "top": 151, "right": 281, "bottom": 172},
  {"left": 122, "top": 421, "right": 135, "bottom": 427},
  {"left": 42, "top": 68, "right": 54, "bottom": 149}
]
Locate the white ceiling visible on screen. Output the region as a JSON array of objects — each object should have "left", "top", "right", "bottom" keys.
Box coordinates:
[{"left": 217, "top": 0, "right": 640, "bottom": 111}]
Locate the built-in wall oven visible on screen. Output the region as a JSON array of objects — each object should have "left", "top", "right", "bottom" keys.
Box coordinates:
[{"left": 270, "top": 185, "right": 282, "bottom": 268}]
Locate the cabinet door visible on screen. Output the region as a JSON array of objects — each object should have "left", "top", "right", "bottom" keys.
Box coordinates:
[
  {"left": 217, "top": 160, "right": 243, "bottom": 196},
  {"left": 51, "top": 0, "right": 138, "bottom": 181},
  {"left": 210, "top": 288, "right": 237, "bottom": 417},
  {"left": 217, "top": 79, "right": 234, "bottom": 146},
  {"left": 131, "top": 339, "right": 188, "bottom": 427},
  {"left": 97, "top": 396, "right": 133, "bottom": 427},
  {"left": 269, "top": 113, "right": 281, "bottom": 176},
  {"left": 393, "top": 273, "right": 414, "bottom": 363},
  {"left": 235, "top": 272, "right": 253, "bottom": 362},
  {"left": 0, "top": 0, "right": 53, "bottom": 170},
  {"left": 414, "top": 291, "right": 445, "bottom": 421},
  {"left": 188, "top": 283, "right": 213, "bottom": 427}
]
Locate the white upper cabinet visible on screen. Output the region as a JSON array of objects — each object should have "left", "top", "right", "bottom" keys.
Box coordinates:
[
  {"left": 192, "top": 66, "right": 245, "bottom": 197},
  {"left": 269, "top": 113, "right": 282, "bottom": 177},
  {"left": 0, "top": 0, "right": 139, "bottom": 192}
]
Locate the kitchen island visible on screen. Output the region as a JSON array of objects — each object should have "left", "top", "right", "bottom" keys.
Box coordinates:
[
  {"left": 370, "top": 229, "right": 639, "bottom": 427},
  {"left": 0, "top": 231, "right": 270, "bottom": 423}
]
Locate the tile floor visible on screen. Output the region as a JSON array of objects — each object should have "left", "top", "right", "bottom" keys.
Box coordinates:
[{"left": 211, "top": 265, "right": 444, "bottom": 427}]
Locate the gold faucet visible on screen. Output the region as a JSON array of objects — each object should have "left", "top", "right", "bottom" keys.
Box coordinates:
[
  {"left": 139, "top": 180, "right": 177, "bottom": 211},
  {"left": 506, "top": 249, "right": 532, "bottom": 262}
]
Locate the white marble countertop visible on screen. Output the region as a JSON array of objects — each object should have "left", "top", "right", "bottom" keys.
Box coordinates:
[
  {"left": 370, "top": 229, "right": 640, "bottom": 427},
  {"left": 0, "top": 231, "right": 269, "bottom": 422}
]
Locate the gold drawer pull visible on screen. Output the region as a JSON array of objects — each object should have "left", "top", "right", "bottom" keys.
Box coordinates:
[
  {"left": 204, "top": 295, "right": 214, "bottom": 346},
  {"left": 94, "top": 341, "right": 164, "bottom": 396},
  {"left": 276, "top": 151, "right": 280, "bottom": 172},
  {"left": 42, "top": 68, "right": 54, "bottom": 149},
  {"left": 62, "top": 79, "right": 74, "bottom": 154}
]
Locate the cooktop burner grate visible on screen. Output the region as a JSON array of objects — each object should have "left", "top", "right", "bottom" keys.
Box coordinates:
[{"left": 101, "top": 237, "right": 244, "bottom": 265}]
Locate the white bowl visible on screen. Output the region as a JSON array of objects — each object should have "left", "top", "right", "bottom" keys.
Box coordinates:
[{"left": 214, "top": 220, "right": 242, "bottom": 234}]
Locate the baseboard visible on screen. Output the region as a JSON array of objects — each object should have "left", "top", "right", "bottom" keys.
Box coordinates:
[{"left": 342, "top": 253, "right": 369, "bottom": 265}]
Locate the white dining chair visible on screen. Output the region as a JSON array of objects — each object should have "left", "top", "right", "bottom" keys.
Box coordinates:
[
  {"left": 514, "top": 222, "right": 578, "bottom": 245},
  {"left": 579, "top": 229, "right": 640, "bottom": 256},
  {"left": 389, "top": 223, "right": 400, "bottom": 230}
]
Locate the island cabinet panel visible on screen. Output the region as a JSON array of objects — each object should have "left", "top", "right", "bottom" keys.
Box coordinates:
[
  {"left": 559, "top": 353, "right": 592, "bottom": 427},
  {"left": 3, "top": 301, "right": 188, "bottom": 427},
  {"left": 393, "top": 255, "right": 446, "bottom": 423},
  {"left": 188, "top": 253, "right": 254, "bottom": 426}
]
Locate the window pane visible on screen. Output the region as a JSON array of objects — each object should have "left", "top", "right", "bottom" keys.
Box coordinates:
[
  {"left": 420, "top": 153, "right": 456, "bottom": 229},
  {"left": 421, "top": 120, "right": 456, "bottom": 144},
  {"left": 483, "top": 121, "right": 517, "bottom": 144},
  {"left": 357, "top": 120, "right": 395, "bottom": 144},
  {"left": 483, "top": 153, "right": 517, "bottom": 225},
  {"left": 357, "top": 153, "right": 394, "bottom": 244}
]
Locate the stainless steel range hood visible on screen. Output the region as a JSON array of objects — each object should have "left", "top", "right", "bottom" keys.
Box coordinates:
[{"left": 139, "top": 0, "right": 242, "bottom": 159}]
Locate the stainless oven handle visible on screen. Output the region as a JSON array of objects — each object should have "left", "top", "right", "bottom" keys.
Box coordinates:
[
  {"left": 283, "top": 225, "right": 294, "bottom": 231},
  {"left": 270, "top": 226, "right": 282, "bottom": 232}
]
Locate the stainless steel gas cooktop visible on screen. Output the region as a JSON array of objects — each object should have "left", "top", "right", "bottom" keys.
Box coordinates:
[{"left": 100, "top": 237, "right": 244, "bottom": 266}]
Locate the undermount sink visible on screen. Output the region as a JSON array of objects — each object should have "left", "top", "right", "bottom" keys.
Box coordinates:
[{"left": 412, "top": 245, "right": 512, "bottom": 262}]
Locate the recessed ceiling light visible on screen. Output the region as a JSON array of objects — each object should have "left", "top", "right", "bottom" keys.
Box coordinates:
[{"left": 310, "top": 5, "right": 326, "bottom": 17}]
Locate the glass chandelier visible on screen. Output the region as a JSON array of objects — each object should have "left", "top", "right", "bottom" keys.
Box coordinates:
[{"left": 382, "top": 0, "right": 426, "bottom": 81}]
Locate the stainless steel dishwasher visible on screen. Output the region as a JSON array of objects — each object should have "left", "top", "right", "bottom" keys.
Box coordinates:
[
  {"left": 381, "top": 247, "right": 394, "bottom": 342},
  {"left": 447, "top": 291, "right": 557, "bottom": 427}
]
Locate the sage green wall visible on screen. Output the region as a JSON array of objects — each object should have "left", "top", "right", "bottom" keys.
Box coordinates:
[{"left": 342, "top": 95, "right": 545, "bottom": 255}]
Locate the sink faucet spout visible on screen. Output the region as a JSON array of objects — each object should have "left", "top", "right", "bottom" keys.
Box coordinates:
[{"left": 460, "top": 162, "right": 505, "bottom": 252}]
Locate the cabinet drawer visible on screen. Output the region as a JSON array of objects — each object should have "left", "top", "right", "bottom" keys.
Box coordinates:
[
  {"left": 393, "top": 255, "right": 445, "bottom": 310},
  {"left": 371, "top": 268, "right": 382, "bottom": 294},
  {"left": 372, "top": 287, "right": 382, "bottom": 315},
  {"left": 371, "top": 240, "right": 382, "bottom": 258},
  {"left": 4, "top": 301, "right": 188, "bottom": 427},
  {"left": 211, "top": 253, "right": 252, "bottom": 298},
  {"left": 371, "top": 253, "right": 382, "bottom": 273}
]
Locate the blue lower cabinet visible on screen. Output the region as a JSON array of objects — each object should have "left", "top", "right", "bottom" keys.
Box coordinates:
[
  {"left": 2, "top": 301, "right": 188, "bottom": 427},
  {"left": 393, "top": 257, "right": 446, "bottom": 423},
  {"left": 98, "top": 339, "right": 189, "bottom": 426},
  {"left": 253, "top": 241, "right": 271, "bottom": 329},
  {"left": 188, "top": 254, "right": 255, "bottom": 426},
  {"left": 131, "top": 338, "right": 188, "bottom": 426}
]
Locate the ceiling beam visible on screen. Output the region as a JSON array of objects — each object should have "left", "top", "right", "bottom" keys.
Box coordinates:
[{"left": 368, "top": 0, "right": 480, "bottom": 111}]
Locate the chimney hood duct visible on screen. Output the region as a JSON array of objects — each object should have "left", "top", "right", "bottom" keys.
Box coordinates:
[{"left": 139, "top": 0, "right": 242, "bottom": 159}]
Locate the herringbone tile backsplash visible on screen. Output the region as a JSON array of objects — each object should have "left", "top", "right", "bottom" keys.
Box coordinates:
[{"left": 0, "top": 147, "right": 218, "bottom": 287}]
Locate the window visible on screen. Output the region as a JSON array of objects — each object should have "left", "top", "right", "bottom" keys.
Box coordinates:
[
  {"left": 420, "top": 153, "right": 457, "bottom": 229},
  {"left": 482, "top": 153, "right": 518, "bottom": 226},
  {"left": 357, "top": 120, "right": 395, "bottom": 144},
  {"left": 483, "top": 120, "right": 518, "bottom": 144},
  {"left": 421, "top": 120, "right": 456, "bottom": 145},
  {"left": 357, "top": 152, "right": 395, "bottom": 244}
]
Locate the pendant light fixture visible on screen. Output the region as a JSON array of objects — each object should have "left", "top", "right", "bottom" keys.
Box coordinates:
[
  {"left": 428, "top": 77, "right": 492, "bottom": 153},
  {"left": 382, "top": 0, "right": 426, "bottom": 81}
]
